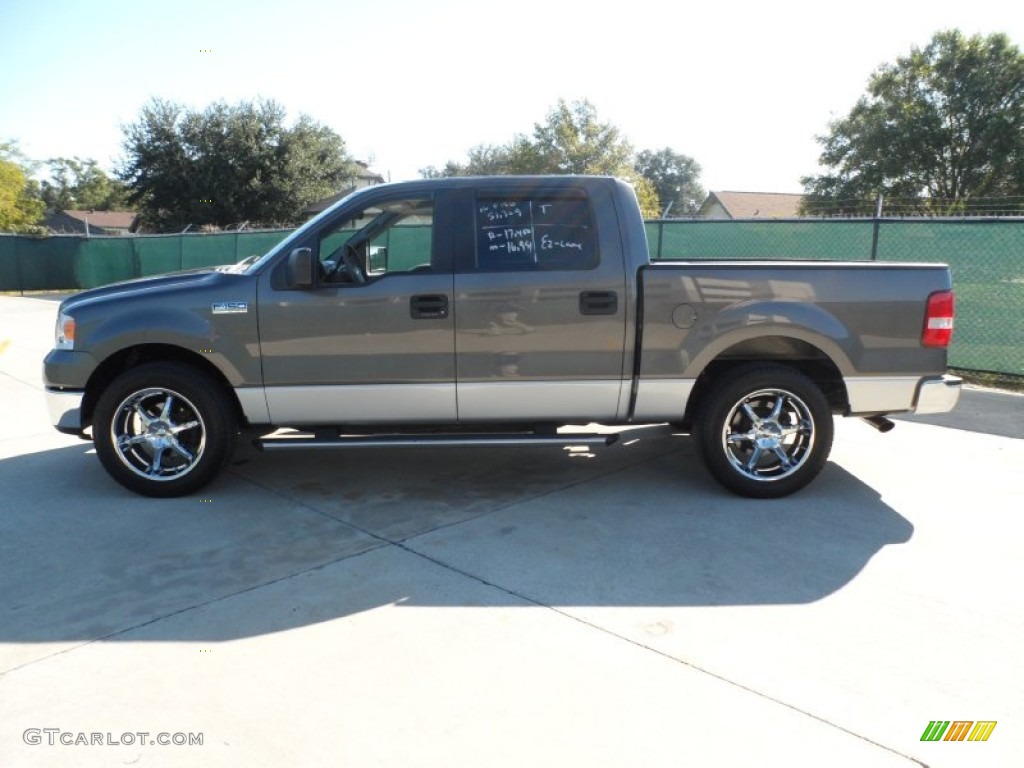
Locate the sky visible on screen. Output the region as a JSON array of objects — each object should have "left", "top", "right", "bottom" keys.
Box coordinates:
[{"left": 2, "top": 0, "right": 1023, "bottom": 195}]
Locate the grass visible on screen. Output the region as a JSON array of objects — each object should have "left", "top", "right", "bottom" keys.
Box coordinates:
[
  {"left": 953, "top": 368, "right": 1024, "bottom": 393},
  {"left": 0, "top": 289, "right": 79, "bottom": 297}
]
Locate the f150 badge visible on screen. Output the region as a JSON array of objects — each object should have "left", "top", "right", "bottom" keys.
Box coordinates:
[{"left": 211, "top": 302, "right": 248, "bottom": 314}]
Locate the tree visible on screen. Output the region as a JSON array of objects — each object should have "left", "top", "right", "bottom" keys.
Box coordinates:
[
  {"left": 40, "top": 157, "right": 129, "bottom": 211},
  {"left": 530, "top": 100, "right": 634, "bottom": 175},
  {"left": 634, "top": 148, "right": 704, "bottom": 217},
  {"left": 419, "top": 99, "right": 677, "bottom": 217},
  {"left": 118, "top": 98, "right": 355, "bottom": 231},
  {"left": 0, "top": 142, "right": 44, "bottom": 232},
  {"left": 802, "top": 30, "right": 1024, "bottom": 215},
  {"left": 420, "top": 138, "right": 540, "bottom": 178}
]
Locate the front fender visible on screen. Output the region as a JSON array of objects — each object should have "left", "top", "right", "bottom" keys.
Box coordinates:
[
  {"left": 86, "top": 308, "right": 250, "bottom": 386},
  {"left": 68, "top": 275, "right": 261, "bottom": 387}
]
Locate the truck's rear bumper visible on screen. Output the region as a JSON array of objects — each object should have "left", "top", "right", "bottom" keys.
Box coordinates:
[
  {"left": 914, "top": 374, "right": 962, "bottom": 415},
  {"left": 45, "top": 388, "right": 85, "bottom": 434}
]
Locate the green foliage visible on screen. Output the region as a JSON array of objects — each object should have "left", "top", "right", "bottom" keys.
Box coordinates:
[
  {"left": 0, "top": 140, "right": 40, "bottom": 174},
  {"left": 802, "top": 30, "right": 1024, "bottom": 215},
  {"left": 118, "top": 99, "right": 355, "bottom": 231},
  {"left": 419, "top": 99, "right": 697, "bottom": 218},
  {"left": 633, "top": 148, "right": 704, "bottom": 217},
  {"left": 41, "top": 157, "right": 130, "bottom": 211},
  {"left": 531, "top": 100, "right": 633, "bottom": 174},
  {"left": 0, "top": 142, "right": 45, "bottom": 232}
]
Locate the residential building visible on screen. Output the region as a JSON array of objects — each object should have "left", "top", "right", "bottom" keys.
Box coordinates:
[
  {"left": 698, "top": 191, "right": 804, "bottom": 219},
  {"left": 43, "top": 210, "right": 138, "bottom": 235}
]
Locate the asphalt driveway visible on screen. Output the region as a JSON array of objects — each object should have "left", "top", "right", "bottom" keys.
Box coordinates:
[{"left": 1, "top": 295, "right": 1021, "bottom": 767}]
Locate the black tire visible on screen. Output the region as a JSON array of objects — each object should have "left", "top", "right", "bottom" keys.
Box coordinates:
[
  {"left": 93, "top": 363, "right": 237, "bottom": 497},
  {"left": 695, "top": 364, "right": 833, "bottom": 498}
]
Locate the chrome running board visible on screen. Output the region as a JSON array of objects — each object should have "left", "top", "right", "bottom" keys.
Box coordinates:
[{"left": 254, "top": 432, "right": 619, "bottom": 451}]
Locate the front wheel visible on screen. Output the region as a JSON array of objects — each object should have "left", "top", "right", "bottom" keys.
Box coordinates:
[
  {"left": 93, "top": 363, "right": 237, "bottom": 497},
  {"left": 695, "top": 365, "right": 833, "bottom": 498}
]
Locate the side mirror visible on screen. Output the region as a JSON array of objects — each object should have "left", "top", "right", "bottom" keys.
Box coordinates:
[
  {"left": 368, "top": 245, "right": 387, "bottom": 273},
  {"left": 286, "top": 247, "right": 315, "bottom": 289}
]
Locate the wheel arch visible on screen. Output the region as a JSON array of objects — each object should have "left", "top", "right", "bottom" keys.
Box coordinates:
[
  {"left": 679, "top": 336, "right": 849, "bottom": 432},
  {"left": 81, "top": 344, "right": 244, "bottom": 431}
]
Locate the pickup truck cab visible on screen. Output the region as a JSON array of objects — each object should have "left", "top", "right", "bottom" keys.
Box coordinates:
[{"left": 44, "top": 176, "right": 960, "bottom": 498}]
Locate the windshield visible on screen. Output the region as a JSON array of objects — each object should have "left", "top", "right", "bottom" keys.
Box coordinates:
[
  {"left": 239, "top": 186, "right": 369, "bottom": 275},
  {"left": 216, "top": 253, "right": 263, "bottom": 274}
]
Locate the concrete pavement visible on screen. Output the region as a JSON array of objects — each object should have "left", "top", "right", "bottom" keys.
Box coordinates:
[
  {"left": 897, "top": 386, "right": 1024, "bottom": 439},
  {"left": 1, "top": 295, "right": 1021, "bottom": 767}
]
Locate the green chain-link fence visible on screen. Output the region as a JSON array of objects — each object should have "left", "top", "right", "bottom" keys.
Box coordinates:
[
  {"left": 2, "top": 220, "right": 1022, "bottom": 375},
  {"left": 0, "top": 230, "right": 290, "bottom": 292},
  {"left": 646, "top": 220, "right": 878, "bottom": 261}
]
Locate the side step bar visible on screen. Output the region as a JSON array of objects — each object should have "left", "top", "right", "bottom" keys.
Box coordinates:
[{"left": 254, "top": 432, "right": 620, "bottom": 452}]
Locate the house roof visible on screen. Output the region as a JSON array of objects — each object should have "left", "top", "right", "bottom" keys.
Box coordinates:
[
  {"left": 43, "top": 210, "right": 139, "bottom": 235},
  {"left": 64, "top": 210, "right": 138, "bottom": 230},
  {"left": 302, "top": 187, "right": 359, "bottom": 215},
  {"left": 354, "top": 162, "right": 385, "bottom": 184},
  {"left": 302, "top": 163, "right": 386, "bottom": 216},
  {"left": 701, "top": 191, "right": 804, "bottom": 219}
]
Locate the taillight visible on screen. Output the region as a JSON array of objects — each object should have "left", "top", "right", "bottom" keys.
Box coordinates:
[{"left": 922, "top": 290, "right": 954, "bottom": 348}]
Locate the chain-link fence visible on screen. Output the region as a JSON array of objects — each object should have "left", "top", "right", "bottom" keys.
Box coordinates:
[
  {"left": 2, "top": 219, "right": 1022, "bottom": 376},
  {"left": 646, "top": 220, "right": 879, "bottom": 261},
  {"left": 0, "top": 230, "right": 290, "bottom": 292}
]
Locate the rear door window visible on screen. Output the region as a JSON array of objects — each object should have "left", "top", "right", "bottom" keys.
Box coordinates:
[{"left": 474, "top": 196, "right": 598, "bottom": 271}]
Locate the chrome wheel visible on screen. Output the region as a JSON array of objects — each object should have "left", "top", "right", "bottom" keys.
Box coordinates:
[
  {"left": 720, "top": 388, "right": 815, "bottom": 483},
  {"left": 94, "top": 363, "right": 236, "bottom": 497},
  {"left": 697, "top": 365, "right": 833, "bottom": 498},
  {"left": 110, "top": 387, "right": 207, "bottom": 481}
]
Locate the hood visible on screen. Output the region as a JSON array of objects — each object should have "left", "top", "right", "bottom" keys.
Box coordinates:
[{"left": 59, "top": 268, "right": 234, "bottom": 313}]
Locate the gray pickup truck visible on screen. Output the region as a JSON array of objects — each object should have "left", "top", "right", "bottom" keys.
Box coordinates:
[{"left": 44, "top": 176, "right": 960, "bottom": 498}]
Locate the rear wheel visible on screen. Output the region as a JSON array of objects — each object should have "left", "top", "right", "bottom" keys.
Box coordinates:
[
  {"left": 695, "top": 364, "right": 833, "bottom": 498},
  {"left": 93, "top": 363, "right": 236, "bottom": 497}
]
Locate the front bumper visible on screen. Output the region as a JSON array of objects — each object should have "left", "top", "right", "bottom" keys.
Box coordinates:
[
  {"left": 915, "top": 374, "right": 962, "bottom": 415},
  {"left": 45, "top": 388, "right": 86, "bottom": 434}
]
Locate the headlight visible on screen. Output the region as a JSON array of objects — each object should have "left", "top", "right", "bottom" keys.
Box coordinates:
[{"left": 55, "top": 313, "right": 76, "bottom": 350}]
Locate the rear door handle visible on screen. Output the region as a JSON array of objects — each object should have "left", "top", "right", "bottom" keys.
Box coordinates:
[
  {"left": 410, "top": 294, "right": 449, "bottom": 319},
  {"left": 579, "top": 290, "right": 618, "bottom": 315}
]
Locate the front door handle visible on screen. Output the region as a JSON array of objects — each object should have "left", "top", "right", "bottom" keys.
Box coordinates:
[
  {"left": 579, "top": 290, "right": 618, "bottom": 316},
  {"left": 410, "top": 294, "right": 449, "bottom": 319}
]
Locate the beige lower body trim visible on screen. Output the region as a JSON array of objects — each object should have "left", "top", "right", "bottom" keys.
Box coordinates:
[
  {"left": 456, "top": 380, "right": 624, "bottom": 422},
  {"left": 235, "top": 387, "right": 271, "bottom": 425},
  {"left": 631, "top": 378, "right": 696, "bottom": 421},
  {"left": 844, "top": 376, "right": 920, "bottom": 414},
  {"left": 264, "top": 384, "right": 457, "bottom": 425}
]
